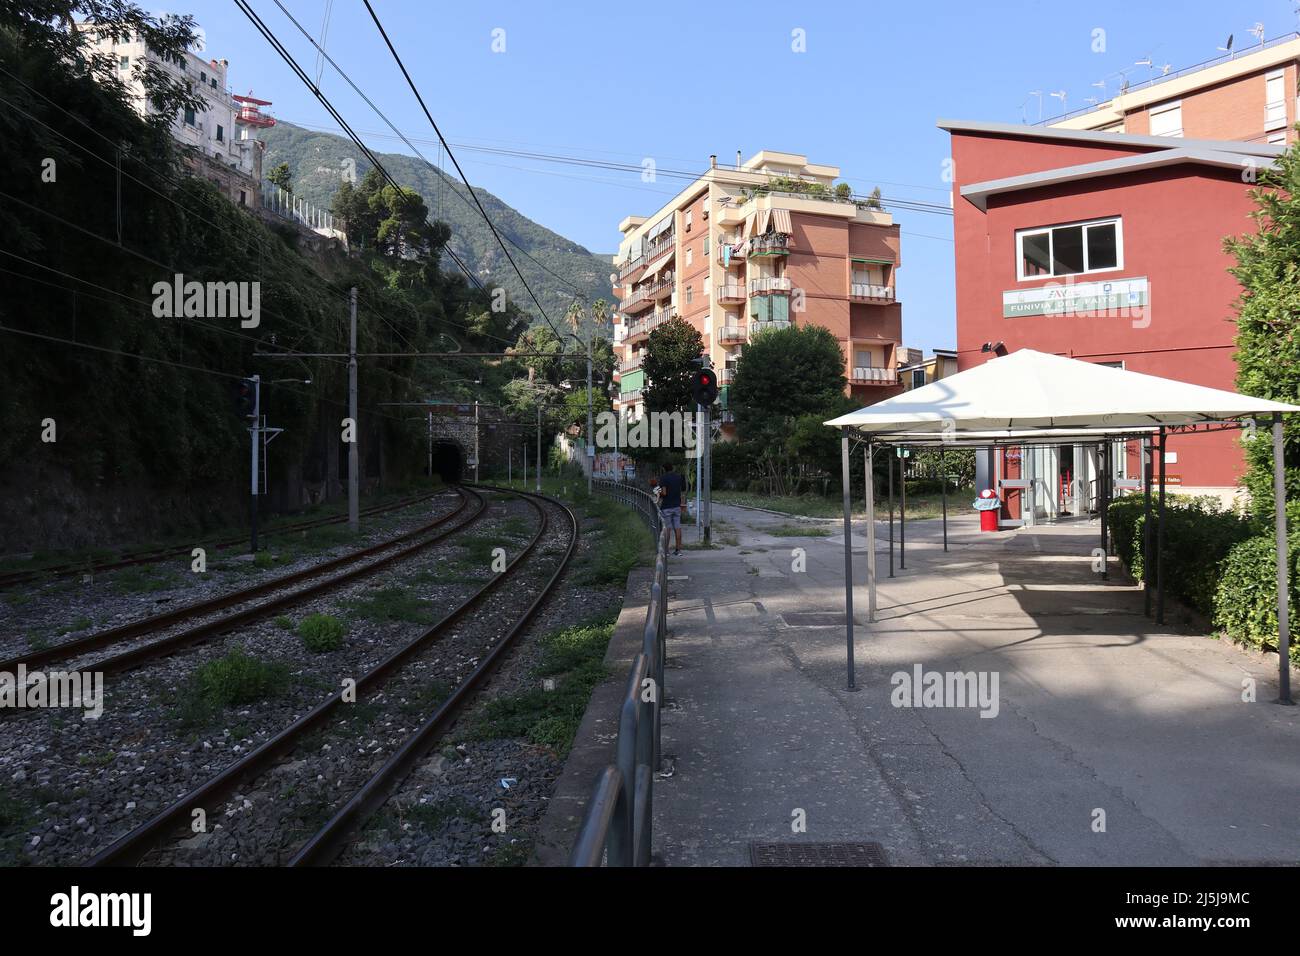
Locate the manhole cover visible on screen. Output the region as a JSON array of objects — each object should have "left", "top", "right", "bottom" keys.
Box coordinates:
[{"left": 749, "top": 842, "right": 888, "bottom": 867}]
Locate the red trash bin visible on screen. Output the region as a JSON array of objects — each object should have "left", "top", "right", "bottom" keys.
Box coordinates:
[{"left": 975, "top": 489, "right": 999, "bottom": 532}]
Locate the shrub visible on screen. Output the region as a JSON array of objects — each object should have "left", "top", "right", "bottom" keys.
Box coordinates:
[
  {"left": 191, "top": 650, "right": 290, "bottom": 709},
  {"left": 1108, "top": 497, "right": 1255, "bottom": 615},
  {"left": 1213, "top": 532, "right": 1300, "bottom": 664},
  {"left": 297, "top": 613, "right": 345, "bottom": 652}
]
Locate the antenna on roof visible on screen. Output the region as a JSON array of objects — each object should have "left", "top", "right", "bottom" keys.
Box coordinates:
[
  {"left": 1049, "top": 89, "right": 1067, "bottom": 114},
  {"left": 1161, "top": 63, "right": 1172, "bottom": 74},
  {"left": 1028, "top": 90, "right": 1043, "bottom": 122},
  {"left": 1218, "top": 33, "right": 1234, "bottom": 55},
  {"left": 1250, "top": 22, "right": 1265, "bottom": 45}
]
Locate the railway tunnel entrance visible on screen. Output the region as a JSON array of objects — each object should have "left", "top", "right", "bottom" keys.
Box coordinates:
[{"left": 430, "top": 441, "right": 464, "bottom": 483}]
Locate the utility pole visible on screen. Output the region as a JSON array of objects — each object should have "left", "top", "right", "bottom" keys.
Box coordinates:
[
  {"left": 585, "top": 335, "right": 594, "bottom": 495},
  {"left": 474, "top": 400, "right": 480, "bottom": 483},
  {"left": 508, "top": 446, "right": 512, "bottom": 488},
  {"left": 249, "top": 374, "right": 261, "bottom": 553},
  {"left": 523, "top": 441, "right": 528, "bottom": 490},
  {"left": 702, "top": 400, "right": 712, "bottom": 544},
  {"left": 536, "top": 403, "right": 542, "bottom": 492},
  {"left": 347, "top": 287, "right": 359, "bottom": 533},
  {"left": 695, "top": 403, "right": 703, "bottom": 544},
  {"left": 426, "top": 409, "right": 433, "bottom": 482}
]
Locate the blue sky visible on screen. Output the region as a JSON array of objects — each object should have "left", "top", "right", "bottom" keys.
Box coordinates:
[{"left": 176, "top": 0, "right": 1300, "bottom": 354}]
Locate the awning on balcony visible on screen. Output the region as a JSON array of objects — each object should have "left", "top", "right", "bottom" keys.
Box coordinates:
[
  {"left": 641, "top": 252, "right": 673, "bottom": 281},
  {"left": 741, "top": 212, "right": 755, "bottom": 240},
  {"left": 770, "top": 207, "right": 792, "bottom": 234},
  {"left": 756, "top": 208, "right": 772, "bottom": 235}
]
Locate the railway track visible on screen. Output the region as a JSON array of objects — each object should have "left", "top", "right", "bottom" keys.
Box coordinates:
[
  {"left": 0, "top": 486, "right": 482, "bottom": 677},
  {"left": 0, "top": 488, "right": 445, "bottom": 590},
  {"left": 85, "top": 485, "right": 578, "bottom": 867}
]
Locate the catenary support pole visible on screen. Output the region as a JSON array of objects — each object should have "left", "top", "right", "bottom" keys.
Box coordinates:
[
  {"left": 866, "top": 442, "right": 877, "bottom": 623},
  {"left": 536, "top": 404, "right": 542, "bottom": 493},
  {"left": 473, "top": 400, "right": 480, "bottom": 483},
  {"left": 695, "top": 404, "right": 703, "bottom": 544},
  {"left": 840, "top": 429, "right": 856, "bottom": 690},
  {"left": 348, "top": 288, "right": 359, "bottom": 533},
  {"left": 1272, "top": 413, "right": 1293, "bottom": 704},
  {"left": 1143, "top": 436, "right": 1152, "bottom": 617},
  {"left": 586, "top": 336, "right": 594, "bottom": 495},
  {"left": 508, "top": 446, "right": 512, "bottom": 489},
  {"left": 888, "top": 449, "right": 895, "bottom": 578},
  {"left": 1157, "top": 427, "right": 1167, "bottom": 625},
  {"left": 250, "top": 374, "right": 261, "bottom": 553},
  {"left": 426, "top": 410, "right": 433, "bottom": 482}
]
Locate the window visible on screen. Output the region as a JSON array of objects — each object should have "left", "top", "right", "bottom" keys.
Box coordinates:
[
  {"left": 215, "top": 124, "right": 224, "bottom": 142},
  {"left": 1269, "top": 130, "right": 1288, "bottom": 145},
  {"left": 1266, "top": 70, "right": 1287, "bottom": 130},
  {"left": 911, "top": 369, "right": 926, "bottom": 390},
  {"left": 685, "top": 209, "right": 693, "bottom": 231},
  {"left": 118, "top": 55, "right": 129, "bottom": 70},
  {"left": 200, "top": 70, "right": 207, "bottom": 83},
  {"left": 685, "top": 247, "right": 693, "bottom": 267},
  {"left": 685, "top": 285, "right": 693, "bottom": 304},
  {"left": 703, "top": 237, "right": 710, "bottom": 257},
  {"left": 1148, "top": 100, "right": 1182, "bottom": 137},
  {"left": 183, "top": 107, "right": 196, "bottom": 126},
  {"left": 854, "top": 350, "right": 872, "bottom": 368},
  {"left": 1016, "top": 218, "right": 1121, "bottom": 280}
]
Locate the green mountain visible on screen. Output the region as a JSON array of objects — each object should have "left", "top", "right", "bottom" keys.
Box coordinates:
[{"left": 257, "top": 121, "right": 614, "bottom": 327}]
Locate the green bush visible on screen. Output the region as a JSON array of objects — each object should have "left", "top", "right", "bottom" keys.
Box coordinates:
[
  {"left": 191, "top": 650, "right": 290, "bottom": 708},
  {"left": 1108, "top": 497, "right": 1255, "bottom": 615},
  {"left": 1213, "top": 532, "right": 1300, "bottom": 664},
  {"left": 297, "top": 613, "right": 345, "bottom": 652}
]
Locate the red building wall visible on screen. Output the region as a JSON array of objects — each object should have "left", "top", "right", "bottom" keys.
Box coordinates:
[{"left": 951, "top": 131, "right": 1259, "bottom": 489}]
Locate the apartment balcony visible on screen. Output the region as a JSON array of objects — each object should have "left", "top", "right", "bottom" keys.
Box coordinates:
[
  {"left": 850, "top": 283, "right": 895, "bottom": 303},
  {"left": 745, "top": 233, "right": 790, "bottom": 257},
  {"left": 617, "top": 253, "right": 646, "bottom": 282},
  {"left": 751, "top": 319, "right": 791, "bottom": 333},
  {"left": 623, "top": 309, "right": 672, "bottom": 343},
  {"left": 644, "top": 234, "right": 675, "bottom": 264},
  {"left": 716, "top": 284, "right": 746, "bottom": 304},
  {"left": 749, "top": 276, "right": 793, "bottom": 295},
  {"left": 717, "top": 243, "right": 739, "bottom": 266},
  {"left": 619, "top": 354, "right": 643, "bottom": 373},
  {"left": 849, "top": 366, "right": 897, "bottom": 385},
  {"left": 717, "top": 324, "right": 747, "bottom": 344},
  {"left": 719, "top": 368, "right": 736, "bottom": 384},
  {"left": 621, "top": 276, "right": 673, "bottom": 314},
  {"left": 619, "top": 389, "right": 643, "bottom": 403}
]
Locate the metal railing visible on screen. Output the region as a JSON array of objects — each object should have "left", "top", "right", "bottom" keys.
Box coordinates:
[
  {"left": 850, "top": 282, "right": 894, "bottom": 301},
  {"left": 571, "top": 481, "right": 669, "bottom": 867},
  {"left": 749, "top": 276, "right": 792, "bottom": 294}
]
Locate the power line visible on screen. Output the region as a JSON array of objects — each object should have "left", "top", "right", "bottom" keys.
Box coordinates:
[{"left": 359, "top": 0, "right": 571, "bottom": 341}]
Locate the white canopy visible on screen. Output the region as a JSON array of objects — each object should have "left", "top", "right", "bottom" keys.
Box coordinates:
[{"left": 826, "top": 349, "right": 1300, "bottom": 434}]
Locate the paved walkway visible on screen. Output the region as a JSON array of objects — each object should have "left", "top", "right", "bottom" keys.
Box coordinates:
[{"left": 653, "top": 504, "right": 1300, "bottom": 866}]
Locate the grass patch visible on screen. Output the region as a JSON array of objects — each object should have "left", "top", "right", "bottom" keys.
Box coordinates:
[
  {"left": 578, "top": 497, "right": 651, "bottom": 587},
  {"left": 499, "top": 516, "right": 533, "bottom": 538},
  {"left": 111, "top": 566, "right": 176, "bottom": 594},
  {"left": 487, "top": 838, "right": 533, "bottom": 867},
  {"left": 343, "top": 586, "right": 436, "bottom": 625},
  {"left": 298, "top": 613, "right": 345, "bottom": 652},
  {"left": 455, "top": 534, "right": 515, "bottom": 568},
  {"left": 173, "top": 649, "right": 290, "bottom": 726},
  {"left": 766, "top": 523, "right": 833, "bottom": 538},
  {"left": 404, "top": 796, "right": 477, "bottom": 831},
  {"left": 0, "top": 788, "right": 34, "bottom": 866},
  {"left": 273, "top": 615, "right": 294, "bottom": 631},
  {"left": 468, "top": 619, "right": 614, "bottom": 756},
  {"left": 397, "top": 680, "right": 450, "bottom": 717}
]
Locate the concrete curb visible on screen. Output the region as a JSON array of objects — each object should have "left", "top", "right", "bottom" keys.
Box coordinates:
[{"left": 530, "top": 565, "right": 654, "bottom": 866}]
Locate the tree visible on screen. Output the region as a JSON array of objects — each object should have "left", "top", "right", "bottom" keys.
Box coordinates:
[
  {"left": 1225, "top": 143, "right": 1300, "bottom": 518},
  {"left": 730, "top": 324, "right": 850, "bottom": 495},
  {"left": 863, "top": 186, "right": 884, "bottom": 210},
  {"left": 644, "top": 317, "right": 704, "bottom": 413},
  {"left": 834, "top": 182, "right": 852, "bottom": 200},
  {"left": 267, "top": 161, "right": 293, "bottom": 193}
]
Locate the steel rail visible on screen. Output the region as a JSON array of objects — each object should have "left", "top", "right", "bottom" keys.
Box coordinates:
[
  {"left": 0, "top": 488, "right": 474, "bottom": 674},
  {"left": 85, "top": 486, "right": 575, "bottom": 867},
  {"left": 289, "top": 485, "right": 579, "bottom": 866},
  {"left": 0, "top": 489, "right": 445, "bottom": 589}
]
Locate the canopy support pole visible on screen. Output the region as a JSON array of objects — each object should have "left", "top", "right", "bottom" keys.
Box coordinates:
[
  {"left": 900, "top": 450, "right": 907, "bottom": 570},
  {"left": 1143, "top": 436, "right": 1153, "bottom": 617},
  {"left": 1100, "top": 441, "right": 1109, "bottom": 581},
  {"left": 1272, "top": 413, "right": 1293, "bottom": 705},
  {"left": 866, "top": 443, "right": 877, "bottom": 623},
  {"left": 941, "top": 447, "right": 948, "bottom": 552},
  {"left": 840, "top": 429, "right": 856, "bottom": 691},
  {"left": 888, "top": 449, "right": 895, "bottom": 578},
  {"left": 1157, "top": 427, "right": 1167, "bottom": 625}
]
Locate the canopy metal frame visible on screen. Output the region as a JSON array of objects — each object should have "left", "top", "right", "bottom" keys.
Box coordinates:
[{"left": 838, "top": 416, "right": 1292, "bottom": 705}]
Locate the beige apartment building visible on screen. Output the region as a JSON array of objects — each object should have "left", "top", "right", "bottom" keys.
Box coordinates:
[
  {"left": 1048, "top": 33, "right": 1300, "bottom": 145},
  {"left": 610, "top": 150, "right": 905, "bottom": 422}
]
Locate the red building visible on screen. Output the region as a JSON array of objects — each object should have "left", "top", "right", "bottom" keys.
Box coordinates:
[{"left": 942, "top": 119, "right": 1281, "bottom": 521}]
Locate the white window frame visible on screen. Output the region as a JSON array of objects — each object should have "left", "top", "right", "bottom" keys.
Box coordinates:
[
  {"left": 1265, "top": 69, "right": 1287, "bottom": 131},
  {"left": 1148, "top": 99, "right": 1183, "bottom": 137},
  {"left": 685, "top": 247, "right": 693, "bottom": 266},
  {"left": 1015, "top": 217, "right": 1124, "bottom": 282}
]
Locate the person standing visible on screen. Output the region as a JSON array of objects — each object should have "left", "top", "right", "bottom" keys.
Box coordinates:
[{"left": 656, "top": 463, "right": 686, "bottom": 556}]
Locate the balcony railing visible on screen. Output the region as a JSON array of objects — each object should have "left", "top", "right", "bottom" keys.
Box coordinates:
[
  {"left": 746, "top": 233, "right": 790, "bottom": 257},
  {"left": 717, "top": 325, "right": 746, "bottom": 344},
  {"left": 719, "top": 368, "right": 736, "bottom": 384},
  {"left": 850, "top": 283, "right": 894, "bottom": 302},
  {"left": 645, "top": 234, "right": 675, "bottom": 263},
  {"left": 850, "top": 366, "right": 896, "bottom": 384},
  {"left": 617, "top": 252, "right": 647, "bottom": 281},
  {"left": 621, "top": 276, "right": 674, "bottom": 313},
  {"left": 716, "top": 284, "right": 745, "bottom": 303},
  {"left": 619, "top": 355, "right": 643, "bottom": 373},
  {"left": 751, "top": 319, "right": 791, "bottom": 333},
  {"left": 618, "top": 389, "right": 643, "bottom": 402},
  {"left": 624, "top": 309, "right": 672, "bottom": 340},
  {"left": 749, "top": 276, "right": 792, "bottom": 295}
]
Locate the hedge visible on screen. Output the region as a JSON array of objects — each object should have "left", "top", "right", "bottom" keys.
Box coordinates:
[
  {"left": 1106, "top": 496, "right": 1255, "bottom": 616},
  {"left": 1213, "top": 532, "right": 1300, "bottom": 665}
]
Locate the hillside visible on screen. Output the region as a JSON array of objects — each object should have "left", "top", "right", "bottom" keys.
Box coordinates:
[{"left": 258, "top": 121, "right": 614, "bottom": 330}]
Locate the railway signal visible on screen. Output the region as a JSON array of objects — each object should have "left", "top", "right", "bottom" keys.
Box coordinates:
[
  {"left": 234, "top": 378, "right": 257, "bottom": 419},
  {"left": 690, "top": 368, "right": 718, "bottom": 407}
]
